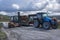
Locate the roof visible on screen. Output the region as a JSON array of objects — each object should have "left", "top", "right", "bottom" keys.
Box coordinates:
[{"left": 37, "top": 12, "right": 48, "bottom": 14}]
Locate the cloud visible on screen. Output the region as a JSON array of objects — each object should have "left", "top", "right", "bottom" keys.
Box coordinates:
[
  {"left": 7, "top": 12, "right": 17, "bottom": 16},
  {"left": 0, "top": 11, "right": 7, "bottom": 15},
  {"left": 56, "top": 0, "right": 60, "bottom": 4},
  {"left": 48, "top": 13, "right": 60, "bottom": 16},
  {"left": 45, "top": 0, "right": 60, "bottom": 13},
  {"left": 0, "top": 11, "right": 18, "bottom": 16},
  {"left": 0, "top": 0, "right": 60, "bottom": 16},
  {"left": 50, "top": 4, "right": 60, "bottom": 12},
  {"left": 0, "top": 0, "right": 48, "bottom": 11},
  {"left": 20, "top": 11, "right": 41, "bottom": 15},
  {"left": 12, "top": 4, "right": 20, "bottom": 10},
  {"left": 31, "top": 0, "right": 48, "bottom": 10}
]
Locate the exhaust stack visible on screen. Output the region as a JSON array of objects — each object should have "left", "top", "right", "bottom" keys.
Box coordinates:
[{"left": 18, "top": 12, "right": 21, "bottom": 23}]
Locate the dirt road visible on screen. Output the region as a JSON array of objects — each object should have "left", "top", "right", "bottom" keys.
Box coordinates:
[
  {"left": 1, "top": 26, "right": 60, "bottom": 40},
  {"left": 1, "top": 22, "right": 60, "bottom": 40}
]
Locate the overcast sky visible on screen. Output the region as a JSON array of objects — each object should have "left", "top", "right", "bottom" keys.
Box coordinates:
[{"left": 0, "top": 0, "right": 60, "bottom": 16}]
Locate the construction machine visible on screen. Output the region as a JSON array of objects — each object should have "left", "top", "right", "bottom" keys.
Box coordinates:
[
  {"left": 8, "top": 12, "right": 58, "bottom": 30},
  {"left": 32, "top": 12, "right": 58, "bottom": 30},
  {"left": 8, "top": 12, "right": 29, "bottom": 28}
]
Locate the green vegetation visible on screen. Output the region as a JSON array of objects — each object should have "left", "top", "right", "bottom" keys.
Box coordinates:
[
  {"left": 0, "top": 19, "right": 9, "bottom": 22},
  {"left": 0, "top": 14, "right": 10, "bottom": 22},
  {"left": 58, "top": 24, "right": 60, "bottom": 29},
  {"left": 0, "top": 31, "right": 7, "bottom": 40},
  {"left": 0, "top": 23, "right": 7, "bottom": 40},
  {"left": 0, "top": 23, "right": 3, "bottom": 29}
]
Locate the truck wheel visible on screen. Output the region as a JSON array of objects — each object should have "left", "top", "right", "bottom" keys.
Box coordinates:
[
  {"left": 43, "top": 22, "right": 50, "bottom": 30},
  {"left": 8, "top": 24, "right": 12, "bottom": 28},
  {"left": 52, "top": 21, "right": 58, "bottom": 29},
  {"left": 8, "top": 24, "right": 14, "bottom": 28},
  {"left": 33, "top": 20, "right": 39, "bottom": 28}
]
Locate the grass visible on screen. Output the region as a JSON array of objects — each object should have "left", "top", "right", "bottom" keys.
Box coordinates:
[
  {"left": 0, "top": 20, "right": 9, "bottom": 22},
  {"left": 0, "top": 31, "right": 7, "bottom": 38},
  {"left": 58, "top": 24, "right": 60, "bottom": 29},
  {"left": 0, "top": 23, "right": 4, "bottom": 28},
  {"left": 0, "top": 23, "right": 7, "bottom": 40},
  {"left": 0, "top": 31, "right": 7, "bottom": 40}
]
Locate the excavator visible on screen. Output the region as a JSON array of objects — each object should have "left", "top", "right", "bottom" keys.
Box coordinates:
[{"left": 8, "top": 12, "right": 29, "bottom": 28}]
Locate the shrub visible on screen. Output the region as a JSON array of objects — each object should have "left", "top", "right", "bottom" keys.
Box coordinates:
[
  {"left": 0, "top": 31, "right": 7, "bottom": 40},
  {"left": 0, "top": 23, "right": 3, "bottom": 29}
]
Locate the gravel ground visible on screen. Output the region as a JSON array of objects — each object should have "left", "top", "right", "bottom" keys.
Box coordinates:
[
  {"left": 2, "top": 27, "right": 60, "bottom": 40},
  {"left": 1, "top": 22, "right": 60, "bottom": 40}
]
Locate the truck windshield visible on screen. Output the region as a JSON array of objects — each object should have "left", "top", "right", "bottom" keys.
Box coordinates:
[
  {"left": 10, "top": 17, "right": 13, "bottom": 21},
  {"left": 10, "top": 16, "right": 18, "bottom": 22},
  {"left": 43, "top": 14, "right": 48, "bottom": 17},
  {"left": 14, "top": 16, "right": 18, "bottom": 21}
]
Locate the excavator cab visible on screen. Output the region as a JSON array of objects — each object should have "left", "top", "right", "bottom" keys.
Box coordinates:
[
  {"left": 8, "top": 12, "right": 29, "bottom": 28},
  {"left": 8, "top": 16, "right": 20, "bottom": 28},
  {"left": 10, "top": 16, "right": 18, "bottom": 23}
]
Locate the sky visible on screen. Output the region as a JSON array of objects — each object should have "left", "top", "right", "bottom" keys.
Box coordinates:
[{"left": 0, "top": 0, "right": 60, "bottom": 16}]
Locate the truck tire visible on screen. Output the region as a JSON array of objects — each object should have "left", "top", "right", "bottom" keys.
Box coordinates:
[
  {"left": 8, "top": 24, "right": 14, "bottom": 28},
  {"left": 8, "top": 24, "right": 12, "bottom": 28},
  {"left": 33, "top": 20, "right": 39, "bottom": 28},
  {"left": 43, "top": 22, "right": 50, "bottom": 30},
  {"left": 52, "top": 21, "right": 58, "bottom": 29}
]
